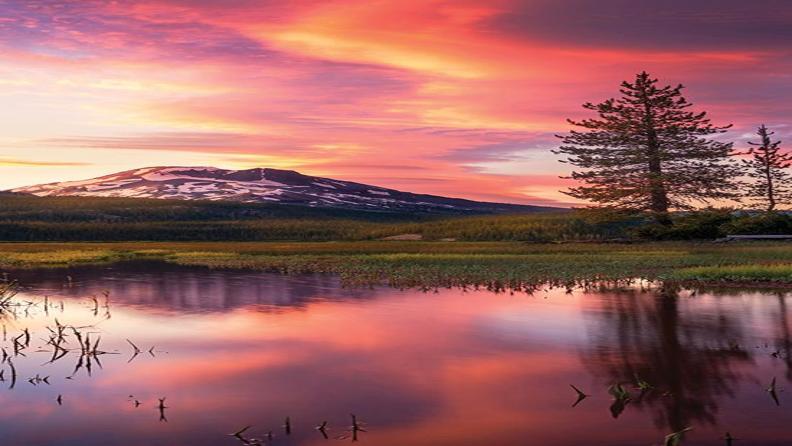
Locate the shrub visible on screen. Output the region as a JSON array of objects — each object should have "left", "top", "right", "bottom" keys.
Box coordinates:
[
  {"left": 721, "top": 212, "right": 792, "bottom": 235},
  {"left": 634, "top": 209, "right": 734, "bottom": 240}
]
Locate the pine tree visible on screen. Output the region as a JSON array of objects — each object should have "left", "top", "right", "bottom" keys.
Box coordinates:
[
  {"left": 740, "top": 125, "right": 790, "bottom": 211},
  {"left": 554, "top": 72, "right": 738, "bottom": 225}
]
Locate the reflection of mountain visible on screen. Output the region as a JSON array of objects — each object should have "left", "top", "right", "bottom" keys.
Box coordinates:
[
  {"left": 582, "top": 286, "right": 752, "bottom": 432},
  {"left": 10, "top": 261, "right": 375, "bottom": 312}
]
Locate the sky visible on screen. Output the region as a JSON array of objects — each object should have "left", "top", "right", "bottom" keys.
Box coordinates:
[{"left": 0, "top": 0, "right": 790, "bottom": 206}]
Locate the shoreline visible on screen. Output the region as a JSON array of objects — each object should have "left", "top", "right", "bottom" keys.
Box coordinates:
[{"left": 0, "top": 241, "right": 791, "bottom": 288}]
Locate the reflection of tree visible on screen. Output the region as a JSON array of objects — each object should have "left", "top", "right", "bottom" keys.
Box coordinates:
[
  {"left": 583, "top": 286, "right": 752, "bottom": 432},
  {"left": 772, "top": 292, "right": 792, "bottom": 382}
]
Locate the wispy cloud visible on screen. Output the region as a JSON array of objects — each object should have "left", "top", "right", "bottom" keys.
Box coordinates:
[
  {"left": 0, "top": 158, "right": 90, "bottom": 167},
  {"left": 0, "top": 0, "right": 789, "bottom": 205}
]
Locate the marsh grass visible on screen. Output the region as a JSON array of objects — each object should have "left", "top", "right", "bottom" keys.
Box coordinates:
[
  {"left": 669, "top": 264, "right": 792, "bottom": 282},
  {"left": 2, "top": 241, "right": 792, "bottom": 287},
  {"left": 0, "top": 281, "right": 18, "bottom": 307},
  {"left": 0, "top": 250, "right": 124, "bottom": 267}
]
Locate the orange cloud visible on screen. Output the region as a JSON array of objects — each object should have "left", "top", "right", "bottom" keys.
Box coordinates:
[{"left": 0, "top": 0, "right": 788, "bottom": 205}]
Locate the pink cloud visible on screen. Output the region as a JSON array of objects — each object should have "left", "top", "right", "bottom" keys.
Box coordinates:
[{"left": 0, "top": 0, "right": 789, "bottom": 205}]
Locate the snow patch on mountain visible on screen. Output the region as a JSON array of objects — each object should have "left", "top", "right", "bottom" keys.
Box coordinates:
[{"left": 10, "top": 166, "right": 557, "bottom": 214}]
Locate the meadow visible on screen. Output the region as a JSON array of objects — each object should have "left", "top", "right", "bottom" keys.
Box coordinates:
[
  {"left": 2, "top": 195, "right": 792, "bottom": 287},
  {"left": 1, "top": 240, "right": 791, "bottom": 288}
]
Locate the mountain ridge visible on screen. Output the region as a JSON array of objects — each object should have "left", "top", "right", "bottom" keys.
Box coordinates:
[{"left": 10, "top": 166, "right": 559, "bottom": 215}]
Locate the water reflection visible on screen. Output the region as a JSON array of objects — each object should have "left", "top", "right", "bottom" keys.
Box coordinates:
[
  {"left": 582, "top": 286, "right": 751, "bottom": 431},
  {"left": 11, "top": 261, "right": 372, "bottom": 312},
  {"left": 772, "top": 293, "right": 792, "bottom": 382},
  {"left": 0, "top": 263, "right": 790, "bottom": 445}
]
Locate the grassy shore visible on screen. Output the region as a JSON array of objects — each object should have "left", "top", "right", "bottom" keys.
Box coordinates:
[{"left": 1, "top": 241, "right": 791, "bottom": 287}]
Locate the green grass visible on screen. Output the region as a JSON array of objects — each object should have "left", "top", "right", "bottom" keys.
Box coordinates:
[
  {"left": 1, "top": 241, "right": 792, "bottom": 287},
  {"left": 669, "top": 264, "right": 792, "bottom": 283}
]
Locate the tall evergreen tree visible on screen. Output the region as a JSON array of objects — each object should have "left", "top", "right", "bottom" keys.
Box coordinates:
[
  {"left": 740, "top": 125, "right": 790, "bottom": 211},
  {"left": 555, "top": 72, "right": 738, "bottom": 225}
]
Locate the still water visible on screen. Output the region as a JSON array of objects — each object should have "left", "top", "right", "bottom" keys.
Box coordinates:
[{"left": 1, "top": 262, "right": 791, "bottom": 445}]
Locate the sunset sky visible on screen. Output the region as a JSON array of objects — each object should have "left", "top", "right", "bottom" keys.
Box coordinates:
[{"left": 0, "top": 0, "right": 790, "bottom": 206}]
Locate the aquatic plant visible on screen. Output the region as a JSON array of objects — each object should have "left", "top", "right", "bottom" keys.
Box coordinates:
[
  {"left": 570, "top": 384, "right": 589, "bottom": 407},
  {"left": 664, "top": 427, "right": 692, "bottom": 446},
  {"left": 608, "top": 384, "right": 632, "bottom": 418}
]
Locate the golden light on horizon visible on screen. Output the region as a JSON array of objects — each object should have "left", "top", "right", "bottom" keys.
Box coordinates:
[{"left": 0, "top": 0, "right": 787, "bottom": 206}]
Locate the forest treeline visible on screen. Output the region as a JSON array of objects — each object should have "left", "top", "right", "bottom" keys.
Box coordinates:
[
  {"left": 0, "top": 195, "right": 605, "bottom": 241},
  {"left": 0, "top": 194, "right": 788, "bottom": 241},
  {"left": 0, "top": 195, "right": 431, "bottom": 222}
]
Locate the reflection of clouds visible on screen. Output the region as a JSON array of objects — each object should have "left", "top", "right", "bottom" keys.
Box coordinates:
[
  {"left": 16, "top": 262, "right": 374, "bottom": 313},
  {"left": 473, "top": 290, "right": 589, "bottom": 347},
  {"left": 3, "top": 268, "right": 792, "bottom": 444}
]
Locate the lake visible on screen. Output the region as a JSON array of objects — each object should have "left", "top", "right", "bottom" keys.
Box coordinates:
[{"left": 1, "top": 262, "right": 790, "bottom": 445}]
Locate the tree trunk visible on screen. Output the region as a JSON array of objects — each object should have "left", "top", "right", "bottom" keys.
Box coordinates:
[
  {"left": 647, "top": 148, "right": 671, "bottom": 225},
  {"left": 642, "top": 101, "right": 672, "bottom": 225},
  {"left": 764, "top": 151, "right": 776, "bottom": 212}
]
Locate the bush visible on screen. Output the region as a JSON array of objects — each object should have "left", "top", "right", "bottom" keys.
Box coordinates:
[
  {"left": 722, "top": 213, "right": 792, "bottom": 235},
  {"left": 634, "top": 209, "right": 734, "bottom": 240}
]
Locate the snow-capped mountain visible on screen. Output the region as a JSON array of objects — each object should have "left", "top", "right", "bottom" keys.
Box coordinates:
[{"left": 10, "top": 166, "right": 556, "bottom": 214}]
